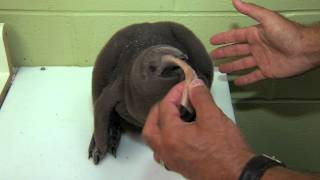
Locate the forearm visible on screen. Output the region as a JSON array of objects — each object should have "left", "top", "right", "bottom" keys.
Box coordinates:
[{"left": 263, "top": 167, "right": 320, "bottom": 180}]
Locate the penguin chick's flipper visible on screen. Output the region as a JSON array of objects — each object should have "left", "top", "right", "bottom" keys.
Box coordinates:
[{"left": 89, "top": 84, "right": 121, "bottom": 165}]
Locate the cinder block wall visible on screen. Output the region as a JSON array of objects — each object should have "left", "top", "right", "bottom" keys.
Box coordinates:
[{"left": 0, "top": 0, "right": 319, "bottom": 172}]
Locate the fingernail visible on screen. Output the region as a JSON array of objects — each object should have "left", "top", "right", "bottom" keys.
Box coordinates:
[{"left": 189, "top": 79, "right": 205, "bottom": 88}]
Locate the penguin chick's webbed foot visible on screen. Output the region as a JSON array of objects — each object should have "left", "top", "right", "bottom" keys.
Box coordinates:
[{"left": 107, "top": 112, "right": 122, "bottom": 157}]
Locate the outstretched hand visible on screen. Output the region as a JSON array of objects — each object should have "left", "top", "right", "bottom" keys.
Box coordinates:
[{"left": 211, "top": 0, "right": 319, "bottom": 86}]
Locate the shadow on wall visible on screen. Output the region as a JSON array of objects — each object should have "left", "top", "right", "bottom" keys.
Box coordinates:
[
  {"left": 232, "top": 99, "right": 320, "bottom": 172},
  {"left": 228, "top": 65, "right": 320, "bottom": 103},
  {"left": 6, "top": 25, "right": 28, "bottom": 66},
  {"left": 233, "top": 102, "right": 320, "bottom": 118}
]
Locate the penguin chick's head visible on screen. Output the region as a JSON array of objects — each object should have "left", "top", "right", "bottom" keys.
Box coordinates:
[{"left": 127, "top": 45, "right": 188, "bottom": 124}]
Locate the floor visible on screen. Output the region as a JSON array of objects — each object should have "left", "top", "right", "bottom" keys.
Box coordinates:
[{"left": 0, "top": 67, "right": 234, "bottom": 180}]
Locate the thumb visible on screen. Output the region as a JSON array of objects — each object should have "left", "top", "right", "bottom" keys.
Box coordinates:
[
  {"left": 232, "top": 0, "right": 277, "bottom": 24},
  {"left": 188, "top": 79, "right": 219, "bottom": 120}
]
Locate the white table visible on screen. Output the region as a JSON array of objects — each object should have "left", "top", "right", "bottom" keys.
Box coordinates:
[{"left": 0, "top": 67, "right": 235, "bottom": 180}]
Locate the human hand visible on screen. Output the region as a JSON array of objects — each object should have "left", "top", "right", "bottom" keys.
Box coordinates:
[
  {"left": 142, "top": 79, "right": 254, "bottom": 180},
  {"left": 211, "top": 0, "right": 320, "bottom": 86}
]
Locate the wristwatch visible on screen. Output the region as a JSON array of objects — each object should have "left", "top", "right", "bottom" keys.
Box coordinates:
[{"left": 239, "top": 154, "right": 286, "bottom": 180}]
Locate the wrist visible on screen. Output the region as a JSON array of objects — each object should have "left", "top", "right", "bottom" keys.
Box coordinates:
[
  {"left": 261, "top": 166, "right": 287, "bottom": 180},
  {"left": 198, "top": 151, "right": 255, "bottom": 180},
  {"left": 231, "top": 151, "right": 256, "bottom": 180}
]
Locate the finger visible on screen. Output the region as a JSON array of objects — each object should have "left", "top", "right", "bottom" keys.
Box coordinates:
[
  {"left": 188, "top": 79, "right": 220, "bottom": 121},
  {"left": 211, "top": 43, "right": 250, "bottom": 59},
  {"left": 232, "top": 0, "right": 277, "bottom": 23},
  {"left": 158, "top": 82, "right": 186, "bottom": 129},
  {"left": 234, "top": 70, "right": 266, "bottom": 86},
  {"left": 210, "top": 27, "right": 252, "bottom": 45},
  {"left": 142, "top": 104, "right": 161, "bottom": 151},
  {"left": 218, "top": 56, "right": 256, "bottom": 73}
]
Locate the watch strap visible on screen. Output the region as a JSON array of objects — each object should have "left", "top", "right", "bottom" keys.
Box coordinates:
[{"left": 239, "top": 154, "right": 285, "bottom": 180}]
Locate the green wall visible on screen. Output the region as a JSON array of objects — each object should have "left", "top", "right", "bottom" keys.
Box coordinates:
[{"left": 0, "top": 0, "right": 320, "bottom": 173}]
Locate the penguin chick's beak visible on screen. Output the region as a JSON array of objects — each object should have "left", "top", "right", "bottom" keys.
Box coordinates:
[{"left": 161, "top": 55, "right": 198, "bottom": 122}]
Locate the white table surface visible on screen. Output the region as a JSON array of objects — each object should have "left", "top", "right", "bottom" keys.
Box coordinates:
[{"left": 0, "top": 67, "right": 235, "bottom": 180}]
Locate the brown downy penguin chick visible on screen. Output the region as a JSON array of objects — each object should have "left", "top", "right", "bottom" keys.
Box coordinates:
[{"left": 89, "top": 22, "right": 213, "bottom": 164}]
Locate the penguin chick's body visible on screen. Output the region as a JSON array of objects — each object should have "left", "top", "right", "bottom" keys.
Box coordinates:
[{"left": 89, "top": 22, "right": 213, "bottom": 164}]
